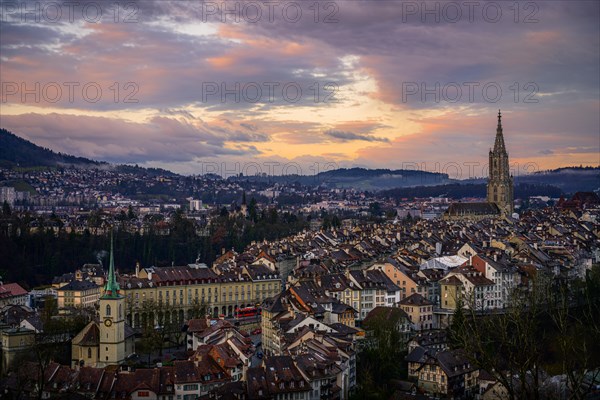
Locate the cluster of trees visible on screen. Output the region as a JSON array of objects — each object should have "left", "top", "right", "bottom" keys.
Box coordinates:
[
  {"left": 450, "top": 265, "right": 600, "bottom": 400},
  {"left": 132, "top": 298, "right": 207, "bottom": 366},
  {"left": 349, "top": 266, "right": 600, "bottom": 400},
  {"left": 0, "top": 205, "right": 308, "bottom": 288},
  {"left": 350, "top": 315, "right": 408, "bottom": 399}
]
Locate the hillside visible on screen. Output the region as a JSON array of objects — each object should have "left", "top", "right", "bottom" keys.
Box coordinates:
[
  {"left": 462, "top": 167, "right": 600, "bottom": 195},
  {"left": 230, "top": 167, "right": 453, "bottom": 190},
  {"left": 0, "top": 128, "right": 102, "bottom": 168},
  {"left": 524, "top": 167, "right": 600, "bottom": 194},
  {"left": 0, "top": 129, "right": 176, "bottom": 177},
  {"left": 1, "top": 128, "right": 596, "bottom": 192}
]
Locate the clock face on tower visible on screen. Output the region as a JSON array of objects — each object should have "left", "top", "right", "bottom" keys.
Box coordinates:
[{"left": 104, "top": 318, "right": 113, "bottom": 327}]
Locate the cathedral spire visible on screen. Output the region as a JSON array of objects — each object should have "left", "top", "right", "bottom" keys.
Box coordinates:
[
  {"left": 103, "top": 230, "right": 121, "bottom": 298},
  {"left": 493, "top": 109, "right": 506, "bottom": 154}
]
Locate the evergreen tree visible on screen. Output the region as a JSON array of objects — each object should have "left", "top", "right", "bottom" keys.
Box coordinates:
[{"left": 2, "top": 200, "right": 11, "bottom": 217}]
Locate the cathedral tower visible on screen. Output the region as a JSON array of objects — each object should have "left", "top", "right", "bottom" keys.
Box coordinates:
[
  {"left": 98, "top": 234, "right": 126, "bottom": 366},
  {"left": 487, "top": 111, "right": 514, "bottom": 215}
]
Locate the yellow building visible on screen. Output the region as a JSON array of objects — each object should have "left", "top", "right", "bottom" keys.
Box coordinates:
[
  {"left": 369, "top": 263, "right": 424, "bottom": 300},
  {"left": 119, "top": 263, "right": 281, "bottom": 329},
  {"left": 71, "top": 322, "right": 100, "bottom": 367},
  {"left": 56, "top": 279, "right": 101, "bottom": 310},
  {"left": 440, "top": 276, "right": 462, "bottom": 310},
  {"left": 1, "top": 327, "right": 35, "bottom": 373},
  {"left": 399, "top": 293, "right": 434, "bottom": 331}
]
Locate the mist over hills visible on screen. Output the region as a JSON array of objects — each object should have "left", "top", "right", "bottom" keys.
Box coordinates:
[{"left": 1, "top": 128, "right": 597, "bottom": 193}]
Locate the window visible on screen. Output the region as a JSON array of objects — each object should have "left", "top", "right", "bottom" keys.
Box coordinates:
[
  {"left": 138, "top": 391, "right": 149, "bottom": 397},
  {"left": 87, "top": 348, "right": 92, "bottom": 358},
  {"left": 106, "top": 304, "right": 111, "bottom": 316}
]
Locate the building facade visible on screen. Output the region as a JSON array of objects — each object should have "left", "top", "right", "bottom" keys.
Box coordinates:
[{"left": 119, "top": 264, "right": 281, "bottom": 329}]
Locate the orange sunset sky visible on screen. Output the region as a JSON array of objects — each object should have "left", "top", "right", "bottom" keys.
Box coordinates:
[{"left": 1, "top": 0, "right": 598, "bottom": 177}]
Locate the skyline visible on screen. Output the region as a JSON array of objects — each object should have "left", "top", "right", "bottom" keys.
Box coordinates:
[{"left": 1, "top": 0, "right": 599, "bottom": 176}]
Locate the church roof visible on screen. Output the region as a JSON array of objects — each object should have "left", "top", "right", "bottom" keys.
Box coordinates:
[
  {"left": 72, "top": 321, "right": 100, "bottom": 346},
  {"left": 446, "top": 202, "right": 500, "bottom": 216}
]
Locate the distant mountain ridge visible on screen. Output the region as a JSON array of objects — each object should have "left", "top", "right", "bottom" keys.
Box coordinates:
[
  {"left": 0, "top": 128, "right": 597, "bottom": 192},
  {"left": 228, "top": 167, "right": 453, "bottom": 190}
]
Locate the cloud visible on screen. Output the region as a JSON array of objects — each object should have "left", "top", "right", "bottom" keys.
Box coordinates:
[
  {"left": 324, "top": 129, "right": 390, "bottom": 143},
  {"left": 0, "top": 0, "right": 597, "bottom": 171},
  {"left": 0, "top": 112, "right": 264, "bottom": 164}
]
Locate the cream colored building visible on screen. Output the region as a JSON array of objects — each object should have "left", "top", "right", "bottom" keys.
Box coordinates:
[
  {"left": 0, "top": 283, "right": 28, "bottom": 308},
  {"left": 56, "top": 279, "right": 101, "bottom": 310},
  {"left": 399, "top": 293, "right": 434, "bottom": 330},
  {"left": 1, "top": 327, "right": 35, "bottom": 373},
  {"left": 119, "top": 263, "right": 281, "bottom": 329}
]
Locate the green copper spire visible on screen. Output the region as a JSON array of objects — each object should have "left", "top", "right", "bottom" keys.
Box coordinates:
[{"left": 103, "top": 232, "right": 121, "bottom": 298}]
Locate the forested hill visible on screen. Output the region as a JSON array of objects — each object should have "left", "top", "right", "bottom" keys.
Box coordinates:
[
  {"left": 0, "top": 128, "right": 103, "bottom": 168},
  {"left": 229, "top": 167, "right": 453, "bottom": 190},
  {"left": 0, "top": 128, "right": 176, "bottom": 176}
]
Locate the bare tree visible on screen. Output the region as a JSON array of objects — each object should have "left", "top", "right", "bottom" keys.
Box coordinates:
[{"left": 450, "top": 267, "right": 600, "bottom": 400}]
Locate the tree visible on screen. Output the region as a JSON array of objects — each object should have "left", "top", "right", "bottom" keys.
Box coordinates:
[
  {"left": 449, "top": 269, "right": 600, "bottom": 400},
  {"left": 448, "top": 295, "right": 465, "bottom": 348},
  {"left": 369, "top": 202, "right": 382, "bottom": 217},
  {"left": 331, "top": 215, "right": 341, "bottom": 228},
  {"left": 352, "top": 312, "right": 408, "bottom": 399},
  {"left": 127, "top": 205, "right": 136, "bottom": 220},
  {"left": 248, "top": 198, "right": 258, "bottom": 222},
  {"left": 2, "top": 200, "right": 11, "bottom": 217}
]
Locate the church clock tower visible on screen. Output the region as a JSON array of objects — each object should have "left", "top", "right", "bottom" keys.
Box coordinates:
[
  {"left": 98, "top": 235, "right": 126, "bottom": 367},
  {"left": 487, "top": 110, "right": 514, "bottom": 215}
]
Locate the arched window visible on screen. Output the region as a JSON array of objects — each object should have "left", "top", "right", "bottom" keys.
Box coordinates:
[
  {"left": 106, "top": 304, "right": 111, "bottom": 316},
  {"left": 87, "top": 348, "right": 92, "bottom": 359},
  {"left": 118, "top": 304, "right": 122, "bottom": 319}
]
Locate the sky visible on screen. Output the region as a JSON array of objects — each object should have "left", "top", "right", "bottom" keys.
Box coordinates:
[{"left": 1, "top": 0, "right": 599, "bottom": 178}]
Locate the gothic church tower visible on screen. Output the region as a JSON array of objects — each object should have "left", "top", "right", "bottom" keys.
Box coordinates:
[
  {"left": 487, "top": 111, "right": 514, "bottom": 215},
  {"left": 97, "top": 235, "right": 126, "bottom": 367}
]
